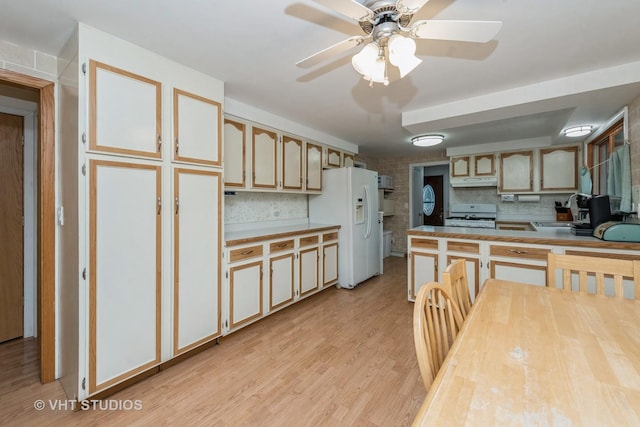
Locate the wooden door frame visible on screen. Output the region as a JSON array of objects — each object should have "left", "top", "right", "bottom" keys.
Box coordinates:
[{"left": 0, "top": 69, "right": 56, "bottom": 383}]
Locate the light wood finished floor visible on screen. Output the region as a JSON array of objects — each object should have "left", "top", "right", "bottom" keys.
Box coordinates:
[{"left": 0, "top": 256, "right": 425, "bottom": 426}]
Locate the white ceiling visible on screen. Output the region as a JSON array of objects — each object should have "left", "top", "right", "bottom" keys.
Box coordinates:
[{"left": 3, "top": 0, "right": 640, "bottom": 156}]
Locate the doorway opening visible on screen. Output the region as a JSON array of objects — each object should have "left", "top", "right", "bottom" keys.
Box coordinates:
[
  {"left": 0, "top": 69, "right": 56, "bottom": 383},
  {"left": 409, "top": 161, "right": 449, "bottom": 229}
]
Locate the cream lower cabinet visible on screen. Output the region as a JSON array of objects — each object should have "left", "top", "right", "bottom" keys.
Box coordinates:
[
  {"left": 299, "top": 235, "right": 320, "bottom": 297},
  {"left": 408, "top": 237, "right": 440, "bottom": 301},
  {"left": 445, "top": 240, "right": 481, "bottom": 301},
  {"left": 268, "top": 239, "right": 295, "bottom": 311},
  {"left": 488, "top": 243, "right": 551, "bottom": 286},
  {"left": 227, "top": 245, "right": 264, "bottom": 330},
  {"left": 225, "top": 227, "right": 338, "bottom": 333},
  {"left": 173, "top": 168, "right": 222, "bottom": 355},
  {"left": 322, "top": 231, "right": 339, "bottom": 287},
  {"left": 89, "top": 159, "right": 161, "bottom": 394}
]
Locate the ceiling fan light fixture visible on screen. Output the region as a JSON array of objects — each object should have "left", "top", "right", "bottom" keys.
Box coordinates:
[
  {"left": 388, "top": 34, "right": 422, "bottom": 78},
  {"left": 563, "top": 125, "right": 593, "bottom": 137},
  {"left": 412, "top": 134, "right": 444, "bottom": 147},
  {"left": 352, "top": 42, "right": 388, "bottom": 85}
]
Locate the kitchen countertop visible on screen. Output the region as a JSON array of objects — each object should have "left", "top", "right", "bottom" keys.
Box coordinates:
[
  {"left": 226, "top": 222, "right": 340, "bottom": 246},
  {"left": 407, "top": 225, "right": 640, "bottom": 250}
]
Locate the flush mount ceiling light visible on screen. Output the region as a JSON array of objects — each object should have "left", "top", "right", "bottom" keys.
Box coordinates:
[
  {"left": 296, "top": 0, "right": 502, "bottom": 87},
  {"left": 412, "top": 134, "right": 444, "bottom": 147},
  {"left": 563, "top": 125, "right": 593, "bottom": 137}
]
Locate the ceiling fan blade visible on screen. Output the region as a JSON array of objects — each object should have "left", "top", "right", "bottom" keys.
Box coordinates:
[
  {"left": 396, "top": 0, "right": 431, "bottom": 14},
  {"left": 313, "top": 0, "right": 374, "bottom": 21},
  {"left": 411, "top": 20, "right": 503, "bottom": 43},
  {"left": 296, "top": 36, "right": 366, "bottom": 68}
]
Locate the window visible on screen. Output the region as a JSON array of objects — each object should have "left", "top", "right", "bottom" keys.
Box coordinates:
[{"left": 586, "top": 119, "right": 624, "bottom": 194}]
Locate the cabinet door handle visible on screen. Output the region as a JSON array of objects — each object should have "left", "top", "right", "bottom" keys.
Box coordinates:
[
  {"left": 277, "top": 242, "right": 288, "bottom": 248},
  {"left": 157, "top": 197, "right": 162, "bottom": 215},
  {"left": 175, "top": 138, "right": 179, "bottom": 155},
  {"left": 509, "top": 249, "right": 528, "bottom": 255},
  {"left": 157, "top": 134, "right": 162, "bottom": 152},
  {"left": 241, "top": 250, "right": 254, "bottom": 255},
  {"left": 175, "top": 197, "right": 179, "bottom": 215}
]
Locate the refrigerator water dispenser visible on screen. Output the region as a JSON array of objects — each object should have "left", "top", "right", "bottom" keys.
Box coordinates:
[{"left": 355, "top": 198, "right": 365, "bottom": 224}]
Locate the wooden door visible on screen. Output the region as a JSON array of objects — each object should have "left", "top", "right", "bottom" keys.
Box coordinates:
[
  {"left": 173, "top": 168, "right": 222, "bottom": 356},
  {"left": 89, "top": 159, "right": 162, "bottom": 393},
  {"left": 423, "top": 175, "right": 444, "bottom": 226},
  {"left": 0, "top": 112, "right": 23, "bottom": 343}
]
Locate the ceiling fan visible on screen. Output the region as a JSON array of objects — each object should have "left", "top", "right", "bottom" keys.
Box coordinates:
[{"left": 296, "top": 0, "right": 502, "bottom": 86}]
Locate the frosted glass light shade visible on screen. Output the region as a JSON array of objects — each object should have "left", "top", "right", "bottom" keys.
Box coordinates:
[
  {"left": 388, "top": 35, "right": 422, "bottom": 78},
  {"left": 352, "top": 43, "right": 379, "bottom": 76}
]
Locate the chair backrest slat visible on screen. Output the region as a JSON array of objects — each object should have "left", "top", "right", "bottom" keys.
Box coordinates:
[
  {"left": 442, "top": 259, "right": 472, "bottom": 321},
  {"left": 546, "top": 253, "right": 640, "bottom": 299}
]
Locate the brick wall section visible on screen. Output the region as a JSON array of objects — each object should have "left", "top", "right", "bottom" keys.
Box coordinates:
[
  {"left": 0, "top": 39, "right": 58, "bottom": 81},
  {"left": 357, "top": 149, "right": 447, "bottom": 254}
]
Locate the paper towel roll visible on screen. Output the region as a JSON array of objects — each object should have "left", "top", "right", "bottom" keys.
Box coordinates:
[{"left": 518, "top": 195, "right": 540, "bottom": 202}]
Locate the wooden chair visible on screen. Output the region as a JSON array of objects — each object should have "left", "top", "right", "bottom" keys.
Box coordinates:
[
  {"left": 413, "top": 282, "right": 464, "bottom": 390},
  {"left": 442, "top": 259, "right": 472, "bottom": 321},
  {"left": 546, "top": 253, "right": 640, "bottom": 299}
]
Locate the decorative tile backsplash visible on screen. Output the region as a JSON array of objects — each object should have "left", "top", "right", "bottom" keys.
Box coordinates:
[{"left": 224, "top": 192, "right": 308, "bottom": 224}]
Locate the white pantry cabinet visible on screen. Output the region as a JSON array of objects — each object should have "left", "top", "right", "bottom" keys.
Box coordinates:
[
  {"left": 173, "top": 168, "right": 222, "bottom": 355},
  {"left": 89, "top": 60, "right": 162, "bottom": 158},
  {"left": 173, "top": 88, "right": 222, "bottom": 166},
  {"left": 88, "top": 159, "right": 161, "bottom": 394},
  {"left": 71, "top": 27, "right": 224, "bottom": 402}
]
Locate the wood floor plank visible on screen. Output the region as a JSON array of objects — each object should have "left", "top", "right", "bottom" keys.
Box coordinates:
[{"left": 0, "top": 257, "right": 425, "bottom": 426}]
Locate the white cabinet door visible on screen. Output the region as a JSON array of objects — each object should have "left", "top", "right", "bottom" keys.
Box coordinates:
[
  {"left": 173, "top": 88, "right": 221, "bottom": 166},
  {"left": 326, "top": 148, "right": 341, "bottom": 168},
  {"left": 540, "top": 146, "right": 578, "bottom": 191},
  {"left": 269, "top": 253, "right": 295, "bottom": 310},
  {"left": 322, "top": 243, "right": 338, "bottom": 287},
  {"left": 451, "top": 156, "right": 470, "bottom": 177},
  {"left": 89, "top": 159, "right": 161, "bottom": 394},
  {"left": 306, "top": 142, "right": 322, "bottom": 191},
  {"left": 89, "top": 60, "right": 162, "bottom": 158},
  {"left": 173, "top": 168, "right": 221, "bottom": 355},
  {"left": 299, "top": 247, "right": 319, "bottom": 296},
  {"left": 343, "top": 153, "right": 354, "bottom": 167},
  {"left": 229, "top": 261, "right": 263, "bottom": 329},
  {"left": 500, "top": 151, "right": 533, "bottom": 192},
  {"left": 282, "top": 136, "right": 302, "bottom": 190},
  {"left": 252, "top": 127, "right": 278, "bottom": 189},
  {"left": 475, "top": 154, "right": 495, "bottom": 176},
  {"left": 446, "top": 255, "right": 480, "bottom": 302},
  {"left": 223, "top": 119, "right": 246, "bottom": 188},
  {"left": 409, "top": 251, "right": 438, "bottom": 301}
]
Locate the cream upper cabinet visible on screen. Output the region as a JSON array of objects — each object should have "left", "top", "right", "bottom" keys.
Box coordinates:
[
  {"left": 223, "top": 119, "right": 245, "bottom": 188},
  {"left": 343, "top": 153, "right": 355, "bottom": 167},
  {"left": 475, "top": 154, "right": 495, "bottom": 176},
  {"left": 540, "top": 146, "right": 578, "bottom": 192},
  {"left": 173, "top": 88, "right": 221, "bottom": 166},
  {"left": 326, "top": 148, "right": 341, "bottom": 168},
  {"left": 451, "top": 156, "right": 470, "bottom": 177},
  {"left": 451, "top": 154, "right": 495, "bottom": 178},
  {"left": 89, "top": 60, "right": 162, "bottom": 158},
  {"left": 282, "top": 136, "right": 303, "bottom": 191},
  {"left": 251, "top": 126, "right": 278, "bottom": 189},
  {"left": 499, "top": 150, "right": 533, "bottom": 193},
  {"left": 306, "top": 142, "right": 322, "bottom": 192}
]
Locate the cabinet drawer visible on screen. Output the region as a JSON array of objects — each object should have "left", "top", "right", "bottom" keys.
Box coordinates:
[
  {"left": 299, "top": 235, "right": 319, "bottom": 247},
  {"left": 446, "top": 241, "right": 479, "bottom": 254},
  {"left": 229, "top": 244, "right": 263, "bottom": 262},
  {"left": 323, "top": 231, "right": 338, "bottom": 242},
  {"left": 269, "top": 239, "right": 294, "bottom": 253},
  {"left": 490, "top": 245, "right": 549, "bottom": 261},
  {"left": 412, "top": 238, "right": 438, "bottom": 250}
]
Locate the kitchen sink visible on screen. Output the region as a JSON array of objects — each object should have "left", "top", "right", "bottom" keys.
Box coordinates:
[{"left": 530, "top": 221, "right": 573, "bottom": 231}]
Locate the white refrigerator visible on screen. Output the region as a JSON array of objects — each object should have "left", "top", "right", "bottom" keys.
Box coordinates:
[{"left": 309, "top": 167, "right": 381, "bottom": 289}]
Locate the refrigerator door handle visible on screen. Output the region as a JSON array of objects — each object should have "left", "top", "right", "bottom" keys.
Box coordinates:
[{"left": 363, "top": 185, "right": 371, "bottom": 238}]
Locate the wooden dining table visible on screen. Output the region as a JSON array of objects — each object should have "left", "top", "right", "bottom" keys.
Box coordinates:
[{"left": 412, "top": 278, "right": 640, "bottom": 426}]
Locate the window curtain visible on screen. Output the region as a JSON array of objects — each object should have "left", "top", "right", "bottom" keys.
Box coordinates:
[{"left": 607, "top": 143, "right": 631, "bottom": 212}]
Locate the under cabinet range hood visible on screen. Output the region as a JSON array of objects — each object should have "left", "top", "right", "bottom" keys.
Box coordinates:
[{"left": 450, "top": 176, "right": 498, "bottom": 188}]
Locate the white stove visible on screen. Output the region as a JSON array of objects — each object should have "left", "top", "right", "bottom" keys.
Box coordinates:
[{"left": 445, "top": 204, "right": 497, "bottom": 229}]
